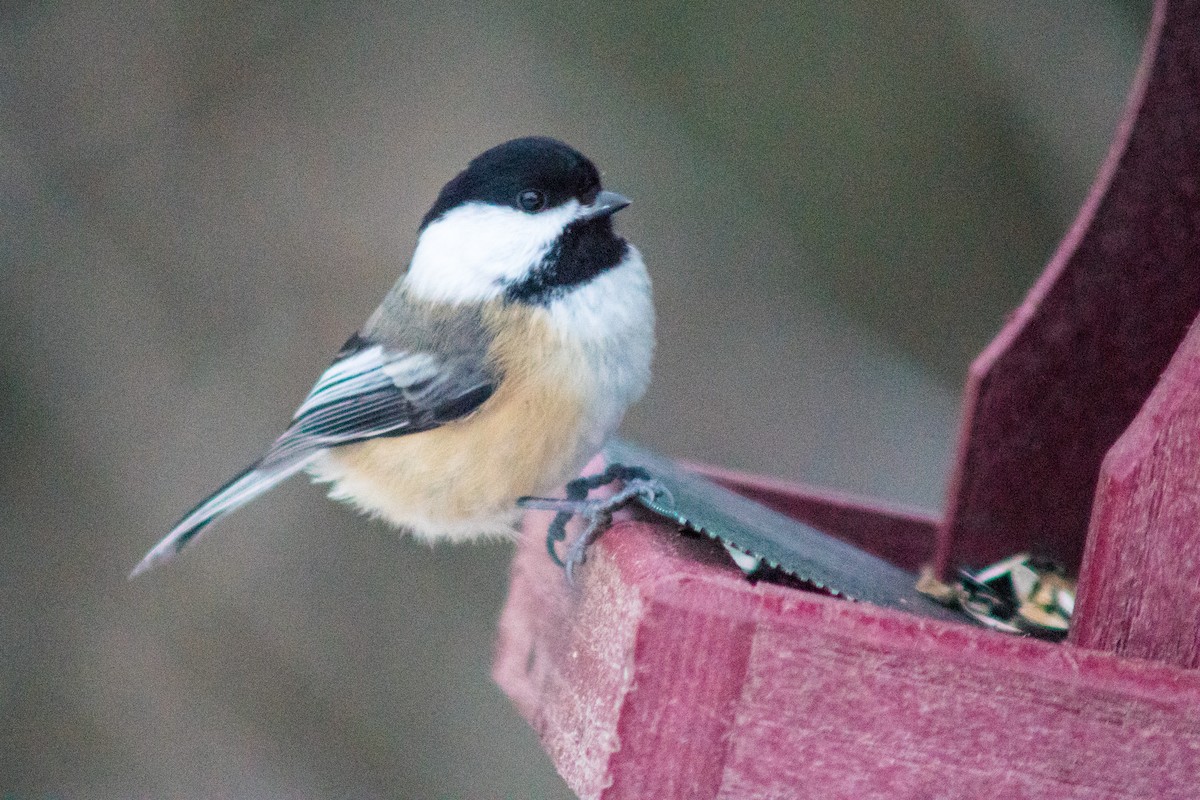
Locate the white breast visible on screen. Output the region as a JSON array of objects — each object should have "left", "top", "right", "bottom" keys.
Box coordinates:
[{"left": 541, "top": 246, "right": 655, "bottom": 476}]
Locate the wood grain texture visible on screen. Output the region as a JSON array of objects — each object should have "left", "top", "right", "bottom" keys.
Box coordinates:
[
  {"left": 936, "top": 0, "right": 1200, "bottom": 574},
  {"left": 1072, "top": 315, "right": 1200, "bottom": 666},
  {"left": 496, "top": 518, "right": 1200, "bottom": 799}
]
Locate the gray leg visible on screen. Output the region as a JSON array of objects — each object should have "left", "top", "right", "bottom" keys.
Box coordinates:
[{"left": 518, "top": 465, "right": 670, "bottom": 585}]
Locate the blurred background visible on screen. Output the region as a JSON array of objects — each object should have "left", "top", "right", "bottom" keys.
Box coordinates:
[{"left": 1, "top": 1, "right": 1150, "bottom": 797}]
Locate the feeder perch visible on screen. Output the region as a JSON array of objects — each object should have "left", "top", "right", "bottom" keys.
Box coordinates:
[{"left": 494, "top": 2, "right": 1200, "bottom": 796}]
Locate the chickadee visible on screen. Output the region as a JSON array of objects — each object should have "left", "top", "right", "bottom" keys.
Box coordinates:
[{"left": 132, "top": 137, "right": 654, "bottom": 577}]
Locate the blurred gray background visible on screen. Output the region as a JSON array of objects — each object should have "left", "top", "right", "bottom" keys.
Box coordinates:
[{"left": 2, "top": 1, "right": 1149, "bottom": 797}]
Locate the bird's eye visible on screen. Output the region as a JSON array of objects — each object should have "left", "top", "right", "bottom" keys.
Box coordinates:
[{"left": 518, "top": 189, "right": 546, "bottom": 212}]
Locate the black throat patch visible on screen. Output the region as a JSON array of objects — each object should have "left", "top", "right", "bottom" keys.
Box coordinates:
[{"left": 503, "top": 216, "right": 629, "bottom": 305}]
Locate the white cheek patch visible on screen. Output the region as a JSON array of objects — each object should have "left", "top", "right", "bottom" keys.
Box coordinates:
[{"left": 404, "top": 201, "right": 581, "bottom": 303}]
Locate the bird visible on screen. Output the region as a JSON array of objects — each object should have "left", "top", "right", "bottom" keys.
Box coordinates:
[{"left": 131, "top": 136, "right": 655, "bottom": 579}]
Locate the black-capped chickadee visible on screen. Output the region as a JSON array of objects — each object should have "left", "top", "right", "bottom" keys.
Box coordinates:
[{"left": 132, "top": 137, "right": 654, "bottom": 578}]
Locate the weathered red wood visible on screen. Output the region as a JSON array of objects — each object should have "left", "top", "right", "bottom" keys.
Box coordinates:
[
  {"left": 495, "top": 518, "right": 1200, "bottom": 800},
  {"left": 936, "top": 0, "right": 1200, "bottom": 575},
  {"left": 495, "top": 1, "right": 1200, "bottom": 795},
  {"left": 1072, "top": 313, "right": 1200, "bottom": 667}
]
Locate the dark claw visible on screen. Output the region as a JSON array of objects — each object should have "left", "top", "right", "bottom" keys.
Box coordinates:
[{"left": 517, "top": 465, "right": 668, "bottom": 583}]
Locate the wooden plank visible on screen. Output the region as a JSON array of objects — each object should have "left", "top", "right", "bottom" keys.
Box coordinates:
[
  {"left": 495, "top": 517, "right": 1200, "bottom": 799},
  {"left": 1072, "top": 312, "right": 1200, "bottom": 667},
  {"left": 936, "top": 0, "right": 1200, "bottom": 575}
]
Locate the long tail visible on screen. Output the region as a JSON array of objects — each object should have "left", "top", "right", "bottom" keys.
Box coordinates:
[{"left": 129, "top": 454, "right": 319, "bottom": 578}]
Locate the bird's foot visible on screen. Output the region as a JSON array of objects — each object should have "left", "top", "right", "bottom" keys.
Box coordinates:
[{"left": 518, "top": 464, "right": 671, "bottom": 585}]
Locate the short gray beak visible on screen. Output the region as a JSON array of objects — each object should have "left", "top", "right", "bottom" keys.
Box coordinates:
[{"left": 582, "top": 190, "right": 632, "bottom": 220}]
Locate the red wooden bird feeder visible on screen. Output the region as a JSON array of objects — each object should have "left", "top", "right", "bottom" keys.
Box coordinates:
[{"left": 494, "top": 2, "right": 1200, "bottom": 796}]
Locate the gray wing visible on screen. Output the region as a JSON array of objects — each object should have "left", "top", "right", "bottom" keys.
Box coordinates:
[
  {"left": 131, "top": 334, "right": 495, "bottom": 577},
  {"left": 263, "top": 334, "right": 495, "bottom": 466}
]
